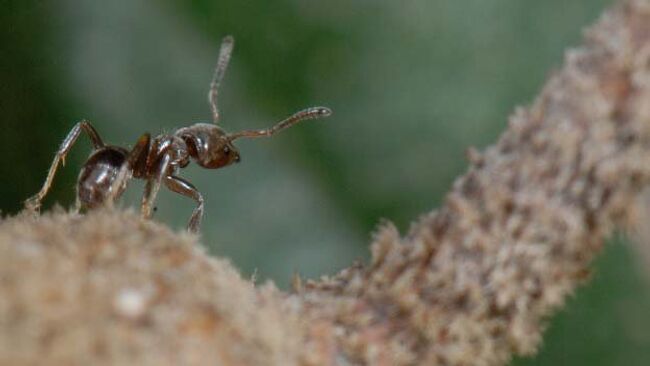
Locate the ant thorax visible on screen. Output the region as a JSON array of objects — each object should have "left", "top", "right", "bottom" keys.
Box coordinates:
[
  {"left": 152, "top": 134, "right": 190, "bottom": 171},
  {"left": 175, "top": 123, "right": 240, "bottom": 169}
]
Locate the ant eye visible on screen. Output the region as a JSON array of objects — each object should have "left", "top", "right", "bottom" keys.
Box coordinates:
[{"left": 223, "top": 146, "right": 230, "bottom": 154}]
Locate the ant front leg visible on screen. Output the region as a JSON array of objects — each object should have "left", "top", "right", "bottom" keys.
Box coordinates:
[
  {"left": 25, "top": 120, "right": 104, "bottom": 212},
  {"left": 164, "top": 176, "right": 204, "bottom": 233}
]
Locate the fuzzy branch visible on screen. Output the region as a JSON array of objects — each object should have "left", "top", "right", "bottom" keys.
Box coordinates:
[{"left": 3, "top": 0, "right": 650, "bottom": 365}]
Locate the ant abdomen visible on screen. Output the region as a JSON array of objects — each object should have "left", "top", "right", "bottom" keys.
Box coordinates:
[{"left": 77, "top": 147, "right": 129, "bottom": 209}]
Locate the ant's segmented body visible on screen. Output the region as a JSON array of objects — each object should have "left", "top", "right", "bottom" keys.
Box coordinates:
[{"left": 24, "top": 36, "right": 331, "bottom": 232}]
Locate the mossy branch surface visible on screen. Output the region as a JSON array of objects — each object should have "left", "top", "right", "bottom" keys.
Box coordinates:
[{"left": 4, "top": 1, "right": 650, "bottom": 365}]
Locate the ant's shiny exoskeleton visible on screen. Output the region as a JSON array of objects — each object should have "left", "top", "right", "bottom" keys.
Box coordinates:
[{"left": 24, "top": 36, "right": 331, "bottom": 232}]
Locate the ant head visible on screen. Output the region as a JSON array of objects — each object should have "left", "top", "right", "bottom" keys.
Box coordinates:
[
  {"left": 182, "top": 35, "right": 331, "bottom": 170},
  {"left": 179, "top": 123, "right": 240, "bottom": 169}
]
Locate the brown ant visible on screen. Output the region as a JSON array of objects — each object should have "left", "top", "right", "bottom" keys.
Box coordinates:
[{"left": 24, "top": 36, "right": 331, "bottom": 232}]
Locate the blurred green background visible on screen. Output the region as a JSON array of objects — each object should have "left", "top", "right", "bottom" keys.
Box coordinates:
[{"left": 2, "top": 0, "right": 650, "bottom": 364}]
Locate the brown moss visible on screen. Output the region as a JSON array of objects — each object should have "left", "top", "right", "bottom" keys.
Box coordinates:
[{"left": 0, "top": 209, "right": 301, "bottom": 365}]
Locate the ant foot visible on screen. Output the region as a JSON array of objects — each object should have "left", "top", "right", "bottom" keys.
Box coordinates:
[{"left": 24, "top": 197, "right": 42, "bottom": 214}]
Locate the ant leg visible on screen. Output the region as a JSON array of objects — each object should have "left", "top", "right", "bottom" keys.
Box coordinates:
[
  {"left": 140, "top": 153, "right": 171, "bottom": 220},
  {"left": 106, "top": 133, "right": 151, "bottom": 206},
  {"left": 127, "top": 133, "right": 151, "bottom": 174},
  {"left": 25, "top": 120, "right": 105, "bottom": 212},
  {"left": 141, "top": 180, "right": 154, "bottom": 218},
  {"left": 164, "top": 176, "right": 204, "bottom": 233},
  {"left": 208, "top": 35, "right": 234, "bottom": 124}
]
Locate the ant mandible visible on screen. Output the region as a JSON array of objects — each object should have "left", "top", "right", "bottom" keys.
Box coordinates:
[{"left": 24, "top": 36, "right": 331, "bottom": 232}]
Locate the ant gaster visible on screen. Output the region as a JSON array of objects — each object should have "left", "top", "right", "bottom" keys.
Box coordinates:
[{"left": 24, "top": 36, "right": 331, "bottom": 232}]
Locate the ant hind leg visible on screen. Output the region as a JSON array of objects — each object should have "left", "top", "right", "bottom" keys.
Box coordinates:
[{"left": 25, "top": 120, "right": 104, "bottom": 212}]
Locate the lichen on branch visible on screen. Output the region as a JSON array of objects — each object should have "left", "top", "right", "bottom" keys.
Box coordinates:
[
  {"left": 3, "top": 0, "right": 650, "bottom": 365},
  {"left": 297, "top": 1, "right": 650, "bottom": 364}
]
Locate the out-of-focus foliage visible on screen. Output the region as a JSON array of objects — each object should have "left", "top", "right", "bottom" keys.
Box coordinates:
[{"left": 2, "top": 0, "right": 649, "bottom": 364}]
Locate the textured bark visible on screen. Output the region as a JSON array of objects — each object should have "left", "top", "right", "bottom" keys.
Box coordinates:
[{"left": 3, "top": 0, "right": 650, "bottom": 365}]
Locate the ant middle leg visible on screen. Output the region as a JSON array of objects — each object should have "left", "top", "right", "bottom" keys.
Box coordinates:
[
  {"left": 164, "top": 175, "right": 204, "bottom": 233},
  {"left": 105, "top": 133, "right": 151, "bottom": 207},
  {"left": 140, "top": 154, "right": 171, "bottom": 220},
  {"left": 25, "top": 120, "right": 105, "bottom": 212}
]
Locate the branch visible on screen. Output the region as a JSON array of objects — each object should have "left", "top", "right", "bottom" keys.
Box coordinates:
[{"left": 3, "top": 0, "right": 650, "bottom": 365}]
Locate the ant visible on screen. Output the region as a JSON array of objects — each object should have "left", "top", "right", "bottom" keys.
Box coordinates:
[{"left": 24, "top": 36, "right": 331, "bottom": 232}]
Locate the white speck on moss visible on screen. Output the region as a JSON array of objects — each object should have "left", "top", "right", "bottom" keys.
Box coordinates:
[
  {"left": 15, "top": 240, "right": 43, "bottom": 258},
  {"left": 113, "top": 287, "right": 150, "bottom": 319}
]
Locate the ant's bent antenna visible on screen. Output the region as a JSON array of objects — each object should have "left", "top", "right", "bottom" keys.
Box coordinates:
[
  {"left": 227, "top": 107, "right": 332, "bottom": 140},
  {"left": 208, "top": 35, "right": 235, "bottom": 124}
]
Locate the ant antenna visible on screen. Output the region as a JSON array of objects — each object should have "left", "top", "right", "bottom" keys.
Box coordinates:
[
  {"left": 208, "top": 35, "right": 235, "bottom": 124},
  {"left": 227, "top": 107, "right": 331, "bottom": 140}
]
